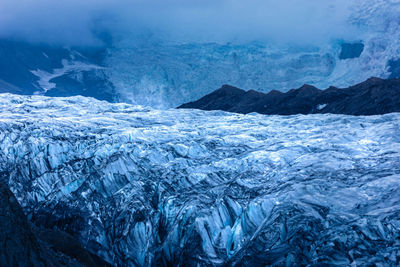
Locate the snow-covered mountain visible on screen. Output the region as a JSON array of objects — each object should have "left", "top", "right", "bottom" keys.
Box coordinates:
[
  {"left": 1, "top": 94, "right": 399, "bottom": 266},
  {"left": 104, "top": 0, "right": 400, "bottom": 108},
  {"left": 1, "top": 1, "right": 400, "bottom": 108},
  {"left": 0, "top": 40, "right": 116, "bottom": 101}
]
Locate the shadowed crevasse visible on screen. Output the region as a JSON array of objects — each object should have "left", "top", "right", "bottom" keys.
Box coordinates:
[{"left": 0, "top": 172, "right": 111, "bottom": 267}]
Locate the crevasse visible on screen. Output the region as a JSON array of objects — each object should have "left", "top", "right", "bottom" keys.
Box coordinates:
[{"left": 0, "top": 94, "right": 399, "bottom": 265}]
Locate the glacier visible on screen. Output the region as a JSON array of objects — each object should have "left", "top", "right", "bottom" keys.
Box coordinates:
[
  {"left": 104, "top": 0, "right": 400, "bottom": 108},
  {"left": 2, "top": 1, "right": 400, "bottom": 109},
  {"left": 0, "top": 93, "right": 400, "bottom": 266}
]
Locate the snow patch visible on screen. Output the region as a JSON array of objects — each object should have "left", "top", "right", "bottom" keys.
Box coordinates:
[
  {"left": 317, "top": 103, "right": 328, "bottom": 110},
  {"left": 31, "top": 59, "right": 104, "bottom": 94}
]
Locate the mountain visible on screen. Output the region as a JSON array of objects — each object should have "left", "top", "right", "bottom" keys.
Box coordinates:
[
  {"left": 178, "top": 77, "right": 400, "bottom": 115},
  {"left": 104, "top": 0, "right": 400, "bottom": 108},
  {"left": 1, "top": 0, "right": 400, "bottom": 109},
  {"left": 1, "top": 93, "right": 399, "bottom": 266},
  {"left": 0, "top": 39, "right": 117, "bottom": 101}
]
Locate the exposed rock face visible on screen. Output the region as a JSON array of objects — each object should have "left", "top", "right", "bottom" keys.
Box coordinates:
[
  {"left": 389, "top": 59, "right": 400, "bottom": 79},
  {"left": 0, "top": 172, "right": 50, "bottom": 266},
  {"left": 0, "top": 172, "right": 110, "bottom": 267},
  {"left": 0, "top": 94, "right": 399, "bottom": 266},
  {"left": 178, "top": 77, "right": 400, "bottom": 115}
]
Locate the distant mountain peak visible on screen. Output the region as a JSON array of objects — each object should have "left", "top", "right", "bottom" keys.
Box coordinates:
[
  {"left": 179, "top": 77, "right": 400, "bottom": 115},
  {"left": 218, "top": 84, "right": 245, "bottom": 94}
]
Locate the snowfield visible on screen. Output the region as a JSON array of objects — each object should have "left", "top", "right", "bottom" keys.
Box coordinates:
[{"left": 0, "top": 94, "right": 399, "bottom": 266}]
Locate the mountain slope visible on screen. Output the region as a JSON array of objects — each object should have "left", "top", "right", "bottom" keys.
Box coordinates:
[
  {"left": 179, "top": 77, "right": 400, "bottom": 115},
  {"left": 1, "top": 1, "right": 400, "bottom": 108},
  {"left": 102, "top": 0, "right": 400, "bottom": 108},
  {"left": 0, "top": 39, "right": 117, "bottom": 101}
]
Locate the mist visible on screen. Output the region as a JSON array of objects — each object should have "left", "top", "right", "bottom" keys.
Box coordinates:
[{"left": 0, "top": 0, "right": 361, "bottom": 46}]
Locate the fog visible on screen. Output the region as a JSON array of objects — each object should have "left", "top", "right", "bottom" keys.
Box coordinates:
[{"left": 0, "top": 0, "right": 360, "bottom": 46}]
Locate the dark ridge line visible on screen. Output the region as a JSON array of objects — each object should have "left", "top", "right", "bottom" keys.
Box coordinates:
[{"left": 178, "top": 77, "right": 400, "bottom": 116}]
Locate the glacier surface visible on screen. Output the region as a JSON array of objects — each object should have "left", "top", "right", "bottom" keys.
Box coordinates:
[{"left": 0, "top": 94, "right": 400, "bottom": 266}]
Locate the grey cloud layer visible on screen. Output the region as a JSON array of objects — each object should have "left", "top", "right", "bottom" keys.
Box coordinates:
[{"left": 0, "top": 0, "right": 358, "bottom": 46}]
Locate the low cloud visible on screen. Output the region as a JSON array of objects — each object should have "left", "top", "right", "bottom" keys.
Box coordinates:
[{"left": 0, "top": 0, "right": 361, "bottom": 46}]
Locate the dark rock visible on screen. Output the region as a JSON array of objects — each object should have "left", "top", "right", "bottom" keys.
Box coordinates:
[
  {"left": 45, "top": 69, "right": 115, "bottom": 102},
  {"left": 33, "top": 226, "right": 112, "bottom": 267},
  {"left": 388, "top": 59, "right": 400, "bottom": 78},
  {"left": 0, "top": 79, "right": 23, "bottom": 94},
  {"left": 182, "top": 84, "right": 247, "bottom": 111},
  {"left": 0, "top": 172, "right": 112, "bottom": 266},
  {"left": 178, "top": 77, "right": 400, "bottom": 115},
  {"left": 339, "top": 42, "right": 364, "bottom": 59},
  {"left": 0, "top": 173, "right": 50, "bottom": 266}
]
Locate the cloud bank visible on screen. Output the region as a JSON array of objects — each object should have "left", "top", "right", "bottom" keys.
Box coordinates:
[{"left": 0, "top": 0, "right": 360, "bottom": 46}]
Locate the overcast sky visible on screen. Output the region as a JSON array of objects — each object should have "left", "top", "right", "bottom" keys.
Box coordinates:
[{"left": 0, "top": 0, "right": 360, "bottom": 46}]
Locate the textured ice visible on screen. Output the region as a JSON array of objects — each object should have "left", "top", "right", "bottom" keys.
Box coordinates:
[{"left": 0, "top": 94, "right": 400, "bottom": 266}]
